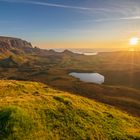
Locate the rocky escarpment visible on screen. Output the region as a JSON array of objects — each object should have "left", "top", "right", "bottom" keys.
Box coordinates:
[
  {"left": 0, "top": 36, "right": 61, "bottom": 56},
  {"left": 0, "top": 36, "right": 33, "bottom": 54},
  {"left": 0, "top": 36, "right": 77, "bottom": 57}
]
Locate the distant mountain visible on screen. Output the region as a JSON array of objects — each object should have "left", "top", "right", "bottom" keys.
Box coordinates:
[
  {"left": 0, "top": 36, "right": 33, "bottom": 54},
  {"left": 62, "top": 49, "right": 80, "bottom": 56},
  {"left": 0, "top": 36, "right": 57, "bottom": 56},
  {"left": 0, "top": 36, "right": 77, "bottom": 57}
]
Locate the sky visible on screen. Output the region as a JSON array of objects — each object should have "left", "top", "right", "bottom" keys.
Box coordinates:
[{"left": 0, "top": 0, "right": 140, "bottom": 49}]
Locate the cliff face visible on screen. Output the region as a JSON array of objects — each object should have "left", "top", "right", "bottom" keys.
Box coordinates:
[
  {"left": 0, "top": 36, "right": 75, "bottom": 56},
  {"left": 0, "top": 36, "right": 33, "bottom": 54}
]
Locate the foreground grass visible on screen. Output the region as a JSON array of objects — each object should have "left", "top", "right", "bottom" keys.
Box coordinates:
[{"left": 0, "top": 80, "right": 139, "bottom": 140}]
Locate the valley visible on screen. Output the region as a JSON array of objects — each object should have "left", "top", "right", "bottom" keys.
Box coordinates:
[{"left": 0, "top": 37, "right": 140, "bottom": 117}]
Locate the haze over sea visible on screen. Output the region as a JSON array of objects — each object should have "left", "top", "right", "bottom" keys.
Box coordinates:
[{"left": 54, "top": 47, "right": 130, "bottom": 54}]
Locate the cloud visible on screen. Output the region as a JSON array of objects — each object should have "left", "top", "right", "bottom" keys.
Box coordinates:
[
  {"left": 1, "top": 0, "right": 140, "bottom": 23},
  {"left": 119, "top": 16, "right": 140, "bottom": 20},
  {"left": 0, "top": 0, "right": 110, "bottom": 12},
  {"left": 87, "top": 16, "right": 140, "bottom": 22}
]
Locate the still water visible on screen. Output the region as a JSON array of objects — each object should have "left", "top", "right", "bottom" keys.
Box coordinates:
[{"left": 69, "top": 72, "right": 105, "bottom": 84}]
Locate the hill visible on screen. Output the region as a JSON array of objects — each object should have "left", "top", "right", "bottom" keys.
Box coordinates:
[
  {"left": 0, "top": 36, "right": 140, "bottom": 118},
  {"left": 0, "top": 36, "right": 60, "bottom": 56},
  {"left": 46, "top": 77, "right": 140, "bottom": 117},
  {"left": 0, "top": 80, "right": 139, "bottom": 140},
  {"left": 0, "top": 36, "right": 33, "bottom": 55}
]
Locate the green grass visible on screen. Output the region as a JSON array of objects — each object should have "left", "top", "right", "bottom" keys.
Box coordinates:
[
  {"left": 0, "top": 80, "right": 139, "bottom": 140},
  {"left": 0, "top": 106, "right": 33, "bottom": 140}
]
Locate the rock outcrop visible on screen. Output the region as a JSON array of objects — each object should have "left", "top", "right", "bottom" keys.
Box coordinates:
[{"left": 0, "top": 36, "right": 33, "bottom": 54}]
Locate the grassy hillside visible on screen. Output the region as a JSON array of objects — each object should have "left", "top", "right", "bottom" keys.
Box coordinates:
[
  {"left": 0, "top": 51, "right": 140, "bottom": 117},
  {"left": 0, "top": 80, "right": 139, "bottom": 140},
  {"left": 46, "top": 75, "right": 140, "bottom": 117}
]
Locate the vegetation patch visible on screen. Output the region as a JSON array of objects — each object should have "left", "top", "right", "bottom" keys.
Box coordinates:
[
  {"left": 0, "top": 80, "right": 139, "bottom": 139},
  {"left": 0, "top": 106, "right": 33, "bottom": 140},
  {"left": 53, "top": 96, "right": 72, "bottom": 105}
]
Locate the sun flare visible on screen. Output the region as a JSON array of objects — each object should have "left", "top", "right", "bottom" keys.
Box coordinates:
[{"left": 130, "top": 37, "right": 139, "bottom": 45}]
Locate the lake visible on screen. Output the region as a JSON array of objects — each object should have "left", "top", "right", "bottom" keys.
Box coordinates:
[{"left": 69, "top": 72, "right": 105, "bottom": 84}]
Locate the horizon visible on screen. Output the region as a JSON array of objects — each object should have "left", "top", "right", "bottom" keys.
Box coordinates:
[{"left": 0, "top": 0, "right": 140, "bottom": 50}]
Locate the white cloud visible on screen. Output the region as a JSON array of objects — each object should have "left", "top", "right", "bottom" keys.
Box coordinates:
[
  {"left": 0, "top": 0, "right": 110, "bottom": 12},
  {"left": 86, "top": 16, "right": 140, "bottom": 23}
]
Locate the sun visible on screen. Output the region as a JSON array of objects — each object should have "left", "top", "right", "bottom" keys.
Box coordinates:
[{"left": 130, "top": 37, "right": 139, "bottom": 45}]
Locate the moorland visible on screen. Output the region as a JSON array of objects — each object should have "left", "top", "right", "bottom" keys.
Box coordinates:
[
  {"left": 0, "top": 36, "right": 140, "bottom": 116},
  {"left": 0, "top": 36, "right": 140, "bottom": 139}
]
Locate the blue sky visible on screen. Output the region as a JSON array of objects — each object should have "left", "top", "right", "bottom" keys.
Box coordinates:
[{"left": 0, "top": 0, "right": 140, "bottom": 48}]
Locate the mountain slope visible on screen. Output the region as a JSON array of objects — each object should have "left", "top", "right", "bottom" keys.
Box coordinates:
[
  {"left": 0, "top": 80, "right": 139, "bottom": 140},
  {"left": 0, "top": 36, "right": 140, "bottom": 118},
  {"left": 0, "top": 36, "right": 33, "bottom": 55},
  {"left": 0, "top": 36, "right": 60, "bottom": 56}
]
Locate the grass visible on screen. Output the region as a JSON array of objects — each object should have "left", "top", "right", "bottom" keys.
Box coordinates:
[
  {"left": 1, "top": 51, "right": 140, "bottom": 117},
  {"left": 0, "top": 80, "right": 139, "bottom": 140},
  {"left": 0, "top": 106, "right": 33, "bottom": 140}
]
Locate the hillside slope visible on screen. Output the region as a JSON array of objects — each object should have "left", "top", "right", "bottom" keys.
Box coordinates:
[
  {"left": 0, "top": 80, "right": 139, "bottom": 140},
  {"left": 0, "top": 36, "right": 140, "bottom": 118},
  {"left": 0, "top": 36, "right": 60, "bottom": 56}
]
